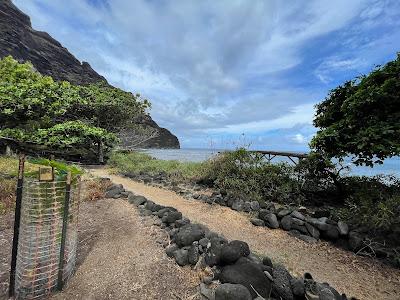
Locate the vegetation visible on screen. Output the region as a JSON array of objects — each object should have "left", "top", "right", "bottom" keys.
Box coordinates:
[
  {"left": 312, "top": 53, "right": 400, "bottom": 166},
  {"left": 0, "top": 56, "right": 150, "bottom": 161}
]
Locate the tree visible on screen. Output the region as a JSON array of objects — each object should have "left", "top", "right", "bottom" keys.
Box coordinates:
[
  {"left": 311, "top": 53, "right": 400, "bottom": 166},
  {"left": 0, "top": 56, "right": 151, "bottom": 161}
]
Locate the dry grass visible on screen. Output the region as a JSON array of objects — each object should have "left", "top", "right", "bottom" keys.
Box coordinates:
[{"left": 82, "top": 178, "right": 112, "bottom": 202}]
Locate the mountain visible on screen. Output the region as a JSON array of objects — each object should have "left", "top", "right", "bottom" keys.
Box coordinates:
[{"left": 0, "top": 0, "right": 180, "bottom": 149}]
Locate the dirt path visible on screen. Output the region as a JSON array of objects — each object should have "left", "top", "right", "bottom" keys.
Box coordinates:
[
  {"left": 91, "top": 168, "right": 400, "bottom": 300},
  {"left": 51, "top": 198, "right": 199, "bottom": 300}
]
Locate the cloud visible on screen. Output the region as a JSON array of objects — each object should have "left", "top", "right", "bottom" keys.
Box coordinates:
[{"left": 13, "top": 0, "right": 400, "bottom": 150}]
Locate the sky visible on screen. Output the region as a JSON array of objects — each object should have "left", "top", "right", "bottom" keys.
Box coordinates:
[{"left": 14, "top": 0, "right": 400, "bottom": 151}]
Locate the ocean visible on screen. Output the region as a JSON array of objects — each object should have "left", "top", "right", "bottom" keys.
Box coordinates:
[{"left": 143, "top": 148, "right": 400, "bottom": 178}]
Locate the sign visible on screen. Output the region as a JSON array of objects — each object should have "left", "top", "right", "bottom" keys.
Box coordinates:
[{"left": 39, "top": 167, "right": 54, "bottom": 182}]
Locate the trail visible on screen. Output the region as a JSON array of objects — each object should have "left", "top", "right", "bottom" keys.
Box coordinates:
[{"left": 90, "top": 168, "right": 400, "bottom": 300}]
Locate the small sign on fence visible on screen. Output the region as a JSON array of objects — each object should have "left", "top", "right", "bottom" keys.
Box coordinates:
[{"left": 38, "top": 166, "right": 54, "bottom": 181}]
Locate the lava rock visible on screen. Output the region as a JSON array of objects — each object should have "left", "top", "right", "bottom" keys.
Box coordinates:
[
  {"left": 243, "top": 201, "right": 252, "bottom": 212},
  {"left": 175, "top": 224, "right": 206, "bottom": 247},
  {"left": 105, "top": 184, "right": 124, "bottom": 198},
  {"left": 262, "top": 256, "right": 273, "bottom": 268},
  {"left": 199, "top": 237, "right": 210, "bottom": 248},
  {"left": 250, "top": 218, "right": 265, "bottom": 226},
  {"left": 205, "top": 236, "right": 228, "bottom": 266},
  {"left": 291, "top": 210, "right": 306, "bottom": 221},
  {"left": 145, "top": 200, "right": 156, "bottom": 211},
  {"left": 220, "top": 261, "right": 272, "bottom": 298},
  {"left": 337, "top": 221, "right": 349, "bottom": 236},
  {"left": 297, "top": 234, "right": 318, "bottom": 244},
  {"left": 305, "top": 223, "right": 320, "bottom": 239},
  {"left": 277, "top": 209, "right": 292, "bottom": 218},
  {"left": 175, "top": 217, "right": 190, "bottom": 227},
  {"left": 250, "top": 201, "right": 260, "bottom": 211},
  {"left": 272, "top": 264, "right": 294, "bottom": 300},
  {"left": 128, "top": 195, "right": 147, "bottom": 206},
  {"left": 174, "top": 248, "right": 189, "bottom": 266},
  {"left": 265, "top": 213, "right": 280, "bottom": 229},
  {"left": 165, "top": 211, "right": 183, "bottom": 224},
  {"left": 321, "top": 225, "right": 339, "bottom": 241},
  {"left": 290, "top": 278, "right": 305, "bottom": 298},
  {"left": 281, "top": 215, "right": 292, "bottom": 231},
  {"left": 188, "top": 244, "right": 200, "bottom": 265},
  {"left": 232, "top": 199, "right": 245, "bottom": 211},
  {"left": 348, "top": 231, "right": 364, "bottom": 251},
  {"left": 220, "top": 240, "right": 250, "bottom": 265},
  {"left": 165, "top": 244, "right": 179, "bottom": 258},
  {"left": 215, "top": 283, "right": 252, "bottom": 300}
]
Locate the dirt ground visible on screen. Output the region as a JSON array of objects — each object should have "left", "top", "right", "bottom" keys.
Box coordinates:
[
  {"left": 0, "top": 198, "right": 200, "bottom": 300},
  {"left": 91, "top": 169, "right": 400, "bottom": 300}
]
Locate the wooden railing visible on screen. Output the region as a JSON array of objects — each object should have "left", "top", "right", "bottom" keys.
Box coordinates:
[{"left": 250, "top": 150, "right": 308, "bottom": 164}]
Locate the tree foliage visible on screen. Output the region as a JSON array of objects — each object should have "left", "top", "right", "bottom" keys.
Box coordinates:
[
  {"left": 311, "top": 53, "right": 400, "bottom": 166},
  {"left": 0, "top": 56, "right": 150, "bottom": 159}
]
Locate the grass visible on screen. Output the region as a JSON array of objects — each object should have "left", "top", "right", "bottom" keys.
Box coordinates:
[{"left": 108, "top": 151, "right": 207, "bottom": 182}]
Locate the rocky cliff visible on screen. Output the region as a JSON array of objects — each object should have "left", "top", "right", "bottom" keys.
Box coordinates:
[{"left": 0, "top": 0, "right": 180, "bottom": 149}]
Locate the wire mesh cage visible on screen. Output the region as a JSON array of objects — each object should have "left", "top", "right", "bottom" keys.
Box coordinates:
[{"left": 13, "top": 177, "right": 80, "bottom": 299}]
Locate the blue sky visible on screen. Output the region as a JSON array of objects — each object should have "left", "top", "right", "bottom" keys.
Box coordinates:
[{"left": 14, "top": 0, "right": 400, "bottom": 150}]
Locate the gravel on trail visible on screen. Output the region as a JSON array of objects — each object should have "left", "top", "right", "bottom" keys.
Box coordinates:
[{"left": 90, "top": 168, "right": 400, "bottom": 300}]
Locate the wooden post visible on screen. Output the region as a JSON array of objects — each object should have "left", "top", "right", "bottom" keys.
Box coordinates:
[
  {"left": 98, "top": 141, "right": 104, "bottom": 164},
  {"left": 8, "top": 154, "right": 25, "bottom": 297},
  {"left": 57, "top": 171, "right": 72, "bottom": 291}
]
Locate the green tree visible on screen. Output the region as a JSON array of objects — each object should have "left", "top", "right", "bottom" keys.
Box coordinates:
[{"left": 311, "top": 53, "right": 400, "bottom": 166}]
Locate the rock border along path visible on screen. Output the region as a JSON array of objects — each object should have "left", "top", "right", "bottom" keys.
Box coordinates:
[{"left": 90, "top": 168, "right": 400, "bottom": 300}]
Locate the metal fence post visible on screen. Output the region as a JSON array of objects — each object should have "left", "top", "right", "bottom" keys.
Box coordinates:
[
  {"left": 57, "top": 171, "right": 72, "bottom": 291},
  {"left": 8, "top": 154, "right": 25, "bottom": 298}
]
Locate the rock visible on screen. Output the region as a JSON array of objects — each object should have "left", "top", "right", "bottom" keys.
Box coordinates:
[
  {"left": 262, "top": 256, "right": 273, "bottom": 268},
  {"left": 149, "top": 203, "right": 163, "bottom": 212},
  {"left": 153, "top": 219, "right": 162, "bottom": 226},
  {"left": 247, "top": 253, "right": 262, "bottom": 264},
  {"left": 200, "top": 283, "right": 215, "bottom": 300},
  {"left": 277, "top": 209, "right": 292, "bottom": 218},
  {"left": 203, "top": 276, "right": 213, "bottom": 285},
  {"left": 265, "top": 213, "right": 280, "bottom": 229},
  {"left": 199, "top": 238, "right": 210, "bottom": 248},
  {"left": 175, "top": 224, "right": 206, "bottom": 247},
  {"left": 297, "top": 235, "right": 318, "bottom": 244},
  {"left": 105, "top": 185, "right": 124, "bottom": 198},
  {"left": 290, "top": 278, "right": 305, "bottom": 297},
  {"left": 188, "top": 244, "right": 200, "bottom": 265},
  {"left": 174, "top": 248, "right": 189, "bottom": 266},
  {"left": 348, "top": 231, "right": 364, "bottom": 251},
  {"left": 232, "top": 199, "right": 245, "bottom": 211},
  {"left": 128, "top": 195, "right": 147, "bottom": 206},
  {"left": 272, "top": 264, "right": 294, "bottom": 300},
  {"left": 250, "top": 218, "right": 265, "bottom": 226},
  {"left": 313, "top": 209, "right": 331, "bottom": 218},
  {"left": 220, "top": 240, "right": 250, "bottom": 265},
  {"left": 145, "top": 200, "right": 156, "bottom": 211},
  {"left": 258, "top": 209, "right": 269, "bottom": 221},
  {"left": 205, "top": 236, "right": 228, "bottom": 266},
  {"left": 243, "top": 201, "right": 252, "bottom": 212},
  {"left": 291, "top": 210, "right": 305, "bottom": 221},
  {"left": 308, "top": 218, "right": 329, "bottom": 231},
  {"left": 142, "top": 209, "right": 153, "bottom": 217},
  {"left": 175, "top": 217, "right": 190, "bottom": 227},
  {"left": 165, "top": 244, "right": 179, "bottom": 258},
  {"left": 291, "top": 217, "right": 305, "bottom": 226},
  {"left": 305, "top": 223, "right": 320, "bottom": 239},
  {"left": 337, "top": 221, "right": 349, "bottom": 235},
  {"left": 291, "top": 223, "right": 309, "bottom": 235},
  {"left": 220, "top": 261, "right": 272, "bottom": 298},
  {"left": 321, "top": 225, "right": 339, "bottom": 241},
  {"left": 165, "top": 211, "right": 183, "bottom": 224},
  {"left": 250, "top": 201, "right": 260, "bottom": 211},
  {"left": 281, "top": 215, "right": 292, "bottom": 231},
  {"left": 215, "top": 283, "right": 252, "bottom": 300}
]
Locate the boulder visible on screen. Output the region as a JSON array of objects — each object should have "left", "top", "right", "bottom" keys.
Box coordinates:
[
  {"left": 199, "top": 237, "right": 210, "bottom": 248},
  {"left": 321, "top": 225, "right": 339, "bottom": 241},
  {"left": 250, "top": 218, "right": 265, "bottom": 226},
  {"left": 105, "top": 184, "right": 124, "bottom": 198},
  {"left": 291, "top": 223, "right": 309, "bottom": 235},
  {"left": 290, "top": 278, "right": 305, "bottom": 298},
  {"left": 232, "top": 199, "right": 245, "bottom": 211},
  {"left": 175, "top": 224, "right": 206, "bottom": 247},
  {"left": 220, "top": 240, "right": 250, "bottom": 265},
  {"left": 281, "top": 215, "right": 292, "bottom": 231},
  {"left": 243, "top": 201, "right": 252, "bottom": 212},
  {"left": 262, "top": 256, "right": 273, "bottom": 268},
  {"left": 297, "top": 234, "right": 318, "bottom": 244},
  {"left": 220, "top": 261, "right": 272, "bottom": 298},
  {"left": 272, "top": 264, "right": 294, "bottom": 300},
  {"left": 188, "top": 244, "right": 200, "bottom": 265},
  {"left": 165, "top": 244, "right": 179, "bottom": 258},
  {"left": 250, "top": 201, "right": 260, "bottom": 211},
  {"left": 348, "top": 231, "right": 364, "bottom": 251},
  {"left": 305, "top": 223, "right": 320, "bottom": 239},
  {"left": 265, "top": 213, "right": 280, "bottom": 229},
  {"left": 175, "top": 217, "right": 190, "bottom": 227},
  {"left": 337, "top": 221, "right": 349, "bottom": 236},
  {"left": 258, "top": 209, "right": 270, "bottom": 221},
  {"left": 128, "top": 195, "right": 147, "bottom": 206},
  {"left": 165, "top": 211, "right": 183, "bottom": 224},
  {"left": 215, "top": 283, "right": 252, "bottom": 300},
  {"left": 205, "top": 236, "right": 228, "bottom": 266},
  {"left": 277, "top": 209, "right": 292, "bottom": 218},
  {"left": 145, "top": 200, "right": 156, "bottom": 211},
  {"left": 174, "top": 248, "right": 189, "bottom": 266},
  {"left": 291, "top": 210, "right": 306, "bottom": 221}
]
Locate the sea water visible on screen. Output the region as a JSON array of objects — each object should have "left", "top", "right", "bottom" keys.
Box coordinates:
[{"left": 143, "top": 148, "right": 400, "bottom": 178}]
